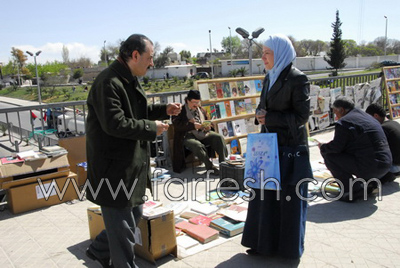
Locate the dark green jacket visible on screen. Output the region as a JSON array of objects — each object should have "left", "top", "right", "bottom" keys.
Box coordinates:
[{"left": 86, "top": 59, "right": 168, "bottom": 207}]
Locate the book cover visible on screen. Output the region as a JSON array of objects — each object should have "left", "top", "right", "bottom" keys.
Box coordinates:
[
  {"left": 226, "top": 121, "right": 235, "bottom": 137},
  {"left": 237, "top": 81, "right": 245, "bottom": 96},
  {"left": 175, "top": 221, "right": 220, "bottom": 244},
  {"left": 232, "top": 119, "right": 247, "bottom": 136},
  {"left": 245, "top": 118, "right": 257, "bottom": 133},
  {"left": 224, "top": 101, "right": 232, "bottom": 117},
  {"left": 142, "top": 206, "right": 171, "bottom": 220},
  {"left": 215, "top": 104, "right": 221, "bottom": 119},
  {"left": 244, "top": 80, "right": 256, "bottom": 95},
  {"left": 217, "top": 102, "right": 227, "bottom": 118},
  {"left": 244, "top": 133, "right": 281, "bottom": 190},
  {"left": 222, "top": 82, "right": 231, "bottom": 98},
  {"left": 229, "top": 82, "right": 238, "bottom": 97},
  {"left": 234, "top": 100, "right": 246, "bottom": 115},
  {"left": 198, "top": 83, "right": 210, "bottom": 101},
  {"left": 244, "top": 98, "right": 253, "bottom": 113},
  {"left": 180, "top": 211, "right": 200, "bottom": 219},
  {"left": 189, "top": 214, "right": 222, "bottom": 226},
  {"left": 208, "top": 83, "right": 217, "bottom": 99},
  {"left": 216, "top": 82, "right": 224, "bottom": 98},
  {"left": 190, "top": 203, "right": 219, "bottom": 216},
  {"left": 1, "top": 156, "right": 24, "bottom": 165},
  {"left": 209, "top": 104, "right": 218, "bottom": 119},
  {"left": 238, "top": 137, "right": 248, "bottom": 156},
  {"left": 176, "top": 235, "right": 199, "bottom": 250},
  {"left": 230, "top": 100, "right": 236, "bottom": 116},
  {"left": 217, "top": 122, "right": 229, "bottom": 138},
  {"left": 230, "top": 139, "right": 240, "bottom": 155},
  {"left": 210, "top": 217, "right": 245, "bottom": 237},
  {"left": 254, "top": 80, "right": 263, "bottom": 92},
  {"left": 202, "top": 104, "right": 211, "bottom": 119}
]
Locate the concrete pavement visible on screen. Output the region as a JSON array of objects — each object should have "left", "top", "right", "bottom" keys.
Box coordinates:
[{"left": 1, "top": 96, "right": 400, "bottom": 267}]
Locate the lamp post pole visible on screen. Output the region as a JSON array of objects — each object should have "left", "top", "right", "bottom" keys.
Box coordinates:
[
  {"left": 104, "top": 40, "right": 108, "bottom": 66},
  {"left": 228, "top": 27, "right": 233, "bottom": 63},
  {"left": 384, "top": 16, "right": 388, "bottom": 57},
  {"left": 209, "top": 30, "right": 214, "bottom": 78},
  {"left": 26, "top": 50, "right": 42, "bottom": 104},
  {"left": 235, "top": 27, "right": 265, "bottom": 76}
]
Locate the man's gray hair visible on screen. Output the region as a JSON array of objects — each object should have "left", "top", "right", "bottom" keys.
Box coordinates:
[{"left": 332, "top": 97, "right": 355, "bottom": 112}]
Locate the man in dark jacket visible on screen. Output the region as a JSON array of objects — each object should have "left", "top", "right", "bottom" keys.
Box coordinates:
[
  {"left": 318, "top": 97, "right": 392, "bottom": 202},
  {"left": 85, "top": 34, "right": 181, "bottom": 267},
  {"left": 366, "top": 103, "right": 400, "bottom": 182},
  {"left": 172, "top": 90, "right": 227, "bottom": 174}
]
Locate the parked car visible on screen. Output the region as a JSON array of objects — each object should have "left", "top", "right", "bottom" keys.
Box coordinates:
[{"left": 190, "top": 72, "right": 209, "bottom": 79}]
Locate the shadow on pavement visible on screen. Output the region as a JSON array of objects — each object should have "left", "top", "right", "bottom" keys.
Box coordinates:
[{"left": 215, "top": 253, "right": 300, "bottom": 268}]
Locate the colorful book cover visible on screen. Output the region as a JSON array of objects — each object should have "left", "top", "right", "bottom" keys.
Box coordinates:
[
  {"left": 234, "top": 100, "right": 246, "bottom": 115},
  {"left": 209, "top": 104, "right": 217, "bottom": 119},
  {"left": 210, "top": 217, "right": 245, "bottom": 237},
  {"left": 198, "top": 83, "right": 210, "bottom": 100},
  {"left": 175, "top": 221, "right": 219, "bottom": 244},
  {"left": 224, "top": 101, "right": 232, "bottom": 117},
  {"left": 244, "top": 98, "right": 253, "bottom": 113},
  {"left": 238, "top": 137, "right": 248, "bottom": 156},
  {"left": 222, "top": 82, "right": 231, "bottom": 98},
  {"left": 189, "top": 214, "right": 222, "bottom": 226},
  {"left": 216, "top": 82, "right": 224, "bottom": 98},
  {"left": 226, "top": 121, "right": 235, "bottom": 137},
  {"left": 208, "top": 83, "right": 217, "bottom": 99},
  {"left": 229, "top": 82, "right": 238, "bottom": 97},
  {"left": 244, "top": 133, "right": 281, "bottom": 190},
  {"left": 237, "top": 81, "right": 245, "bottom": 96},
  {"left": 217, "top": 102, "right": 227, "bottom": 118},
  {"left": 230, "top": 139, "right": 240, "bottom": 154},
  {"left": 202, "top": 104, "right": 211, "bottom": 119},
  {"left": 254, "top": 80, "right": 263, "bottom": 92},
  {"left": 215, "top": 104, "right": 221, "bottom": 119}
]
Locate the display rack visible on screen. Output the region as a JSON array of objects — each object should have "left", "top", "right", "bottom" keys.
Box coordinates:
[{"left": 382, "top": 65, "right": 400, "bottom": 119}]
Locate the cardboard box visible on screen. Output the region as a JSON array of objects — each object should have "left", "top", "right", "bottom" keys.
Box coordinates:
[
  {"left": 135, "top": 211, "right": 177, "bottom": 263},
  {"left": 0, "top": 154, "right": 70, "bottom": 188},
  {"left": 87, "top": 207, "right": 105, "bottom": 240},
  {"left": 76, "top": 163, "right": 87, "bottom": 187},
  {"left": 87, "top": 207, "right": 177, "bottom": 263},
  {"left": 59, "top": 135, "right": 86, "bottom": 174},
  {"left": 5, "top": 171, "right": 78, "bottom": 214}
]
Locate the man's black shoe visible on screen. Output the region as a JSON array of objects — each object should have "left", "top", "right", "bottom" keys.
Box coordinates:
[{"left": 86, "top": 248, "right": 113, "bottom": 268}]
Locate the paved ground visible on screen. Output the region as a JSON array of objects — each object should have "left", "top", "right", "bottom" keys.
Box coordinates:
[{"left": 1, "top": 96, "right": 400, "bottom": 267}]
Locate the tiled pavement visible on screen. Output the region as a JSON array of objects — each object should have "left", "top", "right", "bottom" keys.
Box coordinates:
[{"left": 1, "top": 96, "right": 400, "bottom": 268}]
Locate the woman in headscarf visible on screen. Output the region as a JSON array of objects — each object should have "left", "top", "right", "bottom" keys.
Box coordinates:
[{"left": 241, "top": 34, "right": 312, "bottom": 259}]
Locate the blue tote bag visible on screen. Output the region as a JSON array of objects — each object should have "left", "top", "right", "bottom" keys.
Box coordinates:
[{"left": 244, "top": 133, "right": 281, "bottom": 190}]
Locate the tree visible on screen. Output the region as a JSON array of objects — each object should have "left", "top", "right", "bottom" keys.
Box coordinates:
[
  {"left": 343, "top": 39, "right": 359, "bottom": 57},
  {"left": 221, "top": 36, "right": 241, "bottom": 55},
  {"left": 11, "top": 48, "right": 31, "bottom": 80},
  {"left": 324, "top": 10, "right": 347, "bottom": 76},
  {"left": 72, "top": 68, "right": 84, "bottom": 81},
  {"left": 179, "top": 50, "right": 192, "bottom": 63},
  {"left": 62, "top": 45, "right": 69, "bottom": 63},
  {"left": 154, "top": 46, "right": 174, "bottom": 68}
]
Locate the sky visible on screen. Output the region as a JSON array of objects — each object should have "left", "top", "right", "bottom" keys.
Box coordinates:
[{"left": 1, "top": 0, "right": 398, "bottom": 65}]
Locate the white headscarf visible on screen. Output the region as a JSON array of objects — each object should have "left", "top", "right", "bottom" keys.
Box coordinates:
[{"left": 264, "top": 34, "right": 296, "bottom": 90}]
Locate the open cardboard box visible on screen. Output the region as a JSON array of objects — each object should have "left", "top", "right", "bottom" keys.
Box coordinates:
[
  {"left": 87, "top": 207, "right": 177, "bottom": 263},
  {"left": 0, "top": 154, "right": 70, "bottom": 188},
  {"left": 3, "top": 171, "right": 78, "bottom": 214}
]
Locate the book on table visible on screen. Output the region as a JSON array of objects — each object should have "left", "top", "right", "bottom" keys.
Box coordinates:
[
  {"left": 188, "top": 214, "right": 223, "bottom": 226},
  {"left": 175, "top": 221, "right": 219, "bottom": 244},
  {"left": 210, "top": 216, "right": 245, "bottom": 237},
  {"left": 176, "top": 235, "right": 199, "bottom": 250}
]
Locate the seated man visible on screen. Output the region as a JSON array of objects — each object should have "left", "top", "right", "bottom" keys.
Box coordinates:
[
  {"left": 172, "top": 89, "right": 227, "bottom": 174},
  {"left": 366, "top": 103, "right": 400, "bottom": 182},
  {"left": 317, "top": 97, "right": 392, "bottom": 202}
]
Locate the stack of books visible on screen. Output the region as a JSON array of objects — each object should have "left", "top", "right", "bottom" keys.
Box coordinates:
[{"left": 40, "top": 145, "right": 68, "bottom": 157}]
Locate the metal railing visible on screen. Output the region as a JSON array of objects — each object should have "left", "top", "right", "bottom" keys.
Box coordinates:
[{"left": 0, "top": 72, "right": 381, "bottom": 155}]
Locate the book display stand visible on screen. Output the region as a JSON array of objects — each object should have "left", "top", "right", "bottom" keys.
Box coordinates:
[
  {"left": 195, "top": 76, "right": 264, "bottom": 155},
  {"left": 382, "top": 65, "right": 400, "bottom": 119}
]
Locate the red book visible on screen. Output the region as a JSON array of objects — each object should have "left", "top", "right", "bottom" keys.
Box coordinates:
[
  {"left": 175, "top": 221, "right": 219, "bottom": 244},
  {"left": 189, "top": 214, "right": 223, "bottom": 226}
]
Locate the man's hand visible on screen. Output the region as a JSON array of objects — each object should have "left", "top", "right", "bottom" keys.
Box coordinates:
[
  {"left": 167, "top": 103, "right": 182, "bottom": 116},
  {"left": 156, "top": 120, "right": 169, "bottom": 136}
]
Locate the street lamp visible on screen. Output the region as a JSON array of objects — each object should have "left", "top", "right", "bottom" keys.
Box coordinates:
[
  {"left": 236, "top": 27, "right": 265, "bottom": 76},
  {"left": 209, "top": 30, "right": 214, "bottom": 78},
  {"left": 384, "top": 16, "right": 388, "bottom": 57},
  {"left": 26, "top": 50, "right": 42, "bottom": 104},
  {"left": 228, "top": 27, "right": 233, "bottom": 63},
  {"left": 104, "top": 40, "right": 108, "bottom": 66}
]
